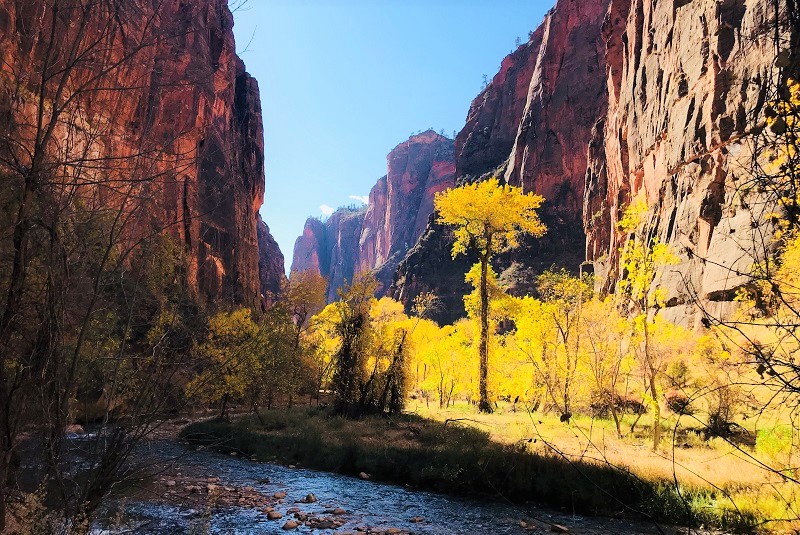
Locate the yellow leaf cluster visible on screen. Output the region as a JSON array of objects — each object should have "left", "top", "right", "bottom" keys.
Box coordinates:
[{"left": 435, "top": 177, "right": 546, "bottom": 259}]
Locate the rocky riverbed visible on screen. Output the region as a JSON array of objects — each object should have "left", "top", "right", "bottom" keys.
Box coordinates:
[{"left": 85, "top": 424, "right": 711, "bottom": 535}]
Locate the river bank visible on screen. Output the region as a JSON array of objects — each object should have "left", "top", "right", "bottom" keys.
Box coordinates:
[
  {"left": 92, "top": 436, "right": 697, "bottom": 535},
  {"left": 177, "top": 407, "right": 751, "bottom": 533}
]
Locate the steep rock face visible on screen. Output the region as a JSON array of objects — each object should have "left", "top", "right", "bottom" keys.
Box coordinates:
[
  {"left": 359, "top": 130, "right": 456, "bottom": 290},
  {"left": 292, "top": 208, "right": 367, "bottom": 303},
  {"left": 257, "top": 216, "right": 287, "bottom": 303},
  {"left": 291, "top": 131, "right": 455, "bottom": 301},
  {"left": 393, "top": 0, "right": 610, "bottom": 323},
  {"left": 0, "top": 0, "right": 278, "bottom": 308},
  {"left": 585, "top": 0, "right": 780, "bottom": 325}
]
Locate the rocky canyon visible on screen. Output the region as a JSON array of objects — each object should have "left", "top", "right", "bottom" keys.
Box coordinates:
[
  {"left": 0, "top": 0, "right": 284, "bottom": 310},
  {"left": 291, "top": 130, "right": 455, "bottom": 302},
  {"left": 389, "top": 0, "right": 787, "bottom": 324}
]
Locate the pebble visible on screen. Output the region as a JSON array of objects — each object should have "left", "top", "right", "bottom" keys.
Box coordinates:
[
  {"left": 267, "top": 511, "right": 283, "bottom": 520},
  {"left": 164, "top": 480, "right": 176, "bottom": 487},
  {"left": 410, "top": 516, "right": 424, "bottom": 523},
  {"left": 273, "top": 491, "right": 287, "bottom": 499},
  {"left": 358, "top": 472, "right": 370, "bottom": 480},
  {"left": 282, "top": 520, "right": 299, "bottom": 530},
  {"left": 303, "top": 492, "right": 317, "bottom": 503}
]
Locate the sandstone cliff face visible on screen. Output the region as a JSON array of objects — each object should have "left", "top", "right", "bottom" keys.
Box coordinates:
[
  {"left": 292, "top": 208, "right": 367, "bottom": 303},
  {"left": 585, "top": 0, "right": 780, "bottom": 325},
  {"left": 291, "top": 131, "right": 455, "bottom": 301},
  {"left": 393, "top": 0, "right": 610, "bottom": 323},
  {"left": 257, "top": 216, "right": 287, "bottom": 303},
  {"left": 0, "top": 0, "right": 281, "bottom": 308}
]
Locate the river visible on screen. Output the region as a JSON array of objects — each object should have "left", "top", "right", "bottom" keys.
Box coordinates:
[{"left": 90, "top": 438, "right": 687, "bottom": 535}]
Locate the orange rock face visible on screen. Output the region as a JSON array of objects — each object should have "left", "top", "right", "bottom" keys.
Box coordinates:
[
  {"left": 395, "top": 0, "right": 784, "bottom": 324},
  {"left": 0, "top": 0, "right": 281, "bottom": 308},
  {"left": 585, "top": 0, "right": 782, "bottom": 325},
  {"left": 394, "top": 0, "right": 611, "bottom": 323},
  {"left": 291, "top": 131, "right": 455, "bottom": 301}
]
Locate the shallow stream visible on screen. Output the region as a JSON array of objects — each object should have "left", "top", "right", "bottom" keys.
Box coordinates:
[{"left": 92, "top": 440, "right": 682, "bottom": 534}]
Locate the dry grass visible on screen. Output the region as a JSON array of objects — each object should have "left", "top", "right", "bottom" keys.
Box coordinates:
[{"left": 410, "top": 400, "right": 800, "bottom": 532}]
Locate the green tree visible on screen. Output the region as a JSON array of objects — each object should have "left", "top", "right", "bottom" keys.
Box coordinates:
[{"left": 435, "top": 177, "right": 546, "bottom": 412}]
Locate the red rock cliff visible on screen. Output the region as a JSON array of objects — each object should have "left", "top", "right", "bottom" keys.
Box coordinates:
[
  {"left": 0, "top": 0, "right": 282, "bottom": 308},
  {"left": 585, "top": 0, "right": 782, "bottom": 325},
  {"left": 394, "top": 0, "right": 611, "bottom": 323},
  {"left": 291, "top": 131, "right": 455, "bottom": 301},
  {"left": 394, "top": 0, "right": 786, "bottom": 325}
]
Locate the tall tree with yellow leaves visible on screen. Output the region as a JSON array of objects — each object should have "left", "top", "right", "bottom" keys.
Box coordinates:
[{"left": 435, "top": 178, "right": 546, "bottom": 413}]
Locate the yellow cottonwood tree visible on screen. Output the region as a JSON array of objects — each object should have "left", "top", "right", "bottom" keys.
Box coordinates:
[
  {"left": 617, "top": 198, "right": 679, "bottom": 450},
  {"left": 435, "top": 177, "right": 546, "bottom": 413}
]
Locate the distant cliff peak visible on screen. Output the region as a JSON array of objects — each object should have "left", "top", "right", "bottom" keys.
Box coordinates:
[{"left": 291, "top": 131, "right": 455, "bottom": 301}]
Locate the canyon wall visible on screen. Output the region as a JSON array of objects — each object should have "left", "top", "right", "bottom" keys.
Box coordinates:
[
  {"left": 0, "top": 0, "right": 283, "bottom": 309},
  {"left": 392, "top": 0, "right": 783, "bottom": 325},
  {"left": 393, "top": 0, "right": 611, "bottom": 323},
  {"left": 584, "top": 0, "right": 780, "bottom": 326},
  {"left": 291, "top": 131, "right": 455, "bottom": 302}
]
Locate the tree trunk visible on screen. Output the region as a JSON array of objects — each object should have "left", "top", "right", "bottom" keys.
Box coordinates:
[
  {"left": 611, "top": 406, "right": 623, "bottom": 438},
  {"left": 220, "top": 393, "right": 229, "bottom": 419},
  {"left": 644, "top": 317, "right": 661, "bottom": 451},
  {"left": 478, "top": 256, "right": 492, "bottom": 413}
]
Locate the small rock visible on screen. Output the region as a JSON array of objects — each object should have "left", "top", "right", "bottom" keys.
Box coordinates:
[
  {"left": 230, "top": 451, "right": 238, "bottom": 456},
  {"left": 288, "top": 464, "right": 296, "bottom": 469},
  {"left": 332, "top": 508, "right": 346, "bottom": 515},
  {"left": 550, "top": 525, "right": 569, "bottom": 534},
  {"left": 358, "top": 472, "right": 370, "bottom": 480},
  {"left": 263, "top": 507, "right": 274, "bottom": 513},
  {"left": 164, "top": 480, "right": 176, "bottom": 487},
  {"left": 386, "top": 529, "right": 402, "bottom": 534},
  {"left": 267, "top": 511, "right": 283, "bottom": 520},
  {"left": 314, "top": 520, "right": 336, "bottom": 529},
  {"left": 65, "top": 424, "right": 85, "bottom": 435},
  {"left": 273, "top": 491, "right": 287, "bottom": 499},
  {"left": 282, "top": 520, "right": 299, "bottom": 530},
  {"left": 206, "top": 484, "right": 218, "bottom": 492},
  {"left": 303, "top": 492, "right": 317, "bottom": 503},
  {"left": 410, "top": 516, "right": 424, "bottom": 523}
]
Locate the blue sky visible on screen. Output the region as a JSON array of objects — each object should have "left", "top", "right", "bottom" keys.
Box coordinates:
[{"left": 231, "top": 0, "right": 553, "bottom": 274}]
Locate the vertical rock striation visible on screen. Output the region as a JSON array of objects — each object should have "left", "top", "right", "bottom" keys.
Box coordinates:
[
  {"left": 291, "top": 131, "right": 455, "bottom": 302},
  {"left": 585, "top": 0, "right": 780, "bottom": 325},
  {"left": 393, "top": 0, "right": 611, "bottom": 323},
  {"left": 257, "top": 215, "right": 287, "bottom": 304},
  {"left": 394, "top": 0, "right": 783, "bottom": 325},
  {"left": 0, "top": 0, "right": 283, "bottom": 309}
]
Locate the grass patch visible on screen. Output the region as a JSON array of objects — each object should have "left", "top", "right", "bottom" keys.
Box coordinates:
[{"left": 181, "top": 406, "right": 786, "bottom": 533}]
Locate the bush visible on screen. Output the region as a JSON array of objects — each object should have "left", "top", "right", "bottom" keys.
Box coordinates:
[{"left": 664, "top": 389, "right": 693, "bottom": 415}]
